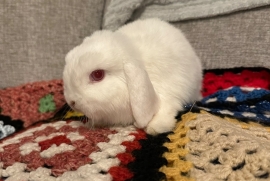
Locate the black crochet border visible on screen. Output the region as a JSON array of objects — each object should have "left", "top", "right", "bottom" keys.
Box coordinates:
[
  {"left": 203, "top": 67, "right": 270, "bottom": 75},
  {"left": 127, "top": 133, "right": 170, "bottom": 181}
]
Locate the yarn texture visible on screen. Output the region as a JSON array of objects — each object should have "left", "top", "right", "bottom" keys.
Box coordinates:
[
  {"left": 0, "top": 67, "right": 270, "bottom": 181},
  {"left": 203, "top": 68, "right": 270, "bottom": 96},
  {"left": 185, "top": 112, "right": 270, "bottom": 181}
]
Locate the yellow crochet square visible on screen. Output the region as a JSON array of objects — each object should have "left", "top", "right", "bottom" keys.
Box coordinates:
[{"left": 160, "top": 112, "right": 198, "bottom": 181}]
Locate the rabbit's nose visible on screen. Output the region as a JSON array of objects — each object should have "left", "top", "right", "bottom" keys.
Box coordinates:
[{"left": 70, "top": 101, "right": 76, "bottom": 107}]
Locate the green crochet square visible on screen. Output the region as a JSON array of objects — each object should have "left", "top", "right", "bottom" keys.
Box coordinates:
[{"left": 39, "top": 94, "right": 56, "bottom": 113}]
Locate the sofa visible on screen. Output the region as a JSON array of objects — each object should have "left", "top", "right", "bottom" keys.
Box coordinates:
[
  {"left": 0, "top": 1, "right": 270, "bottom": 181},
  {"left": 1, "top": 0, "right": 270, "bottom": 88}
]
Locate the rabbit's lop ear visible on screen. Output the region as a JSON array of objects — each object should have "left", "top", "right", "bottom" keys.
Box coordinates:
[{"left": 124, "top": 60, "right": 160, "bottom": 129}]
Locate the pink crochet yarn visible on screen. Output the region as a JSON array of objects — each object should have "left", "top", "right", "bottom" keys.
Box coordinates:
[{"left": 0, "top": 80, "right": 65, "bottom": 127}]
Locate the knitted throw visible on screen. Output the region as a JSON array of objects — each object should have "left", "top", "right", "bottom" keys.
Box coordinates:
[
  {"left": 103, "top": 0, "right": 270, "bottom": 31},
  {"left": 0, "top": 68, "right": 270, "bottom": 181}
]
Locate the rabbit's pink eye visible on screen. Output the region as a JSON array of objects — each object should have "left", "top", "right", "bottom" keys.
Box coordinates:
[{"left": 90, "top": 69, "right": 105, "bottom": 82}]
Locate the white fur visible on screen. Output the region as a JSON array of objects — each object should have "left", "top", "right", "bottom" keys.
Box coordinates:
[{"left": 63, "top": 18, "right": 202, "bottom": 135}]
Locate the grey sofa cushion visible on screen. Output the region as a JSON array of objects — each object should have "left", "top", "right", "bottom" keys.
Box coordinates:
[
  {"left": 0, "top": 0, "right": 105, "bottom": 88},
  {"left": 174, "top": 6, "right": 270, "bottom": 70}
]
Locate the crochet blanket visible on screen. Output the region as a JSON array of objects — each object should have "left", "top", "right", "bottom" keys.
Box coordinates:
[
  {"left": 103, "top": 0, "right": 270, "bottom": 30},
  {"left": 0, "top": 68, "right": 270, "bottom": 181}
]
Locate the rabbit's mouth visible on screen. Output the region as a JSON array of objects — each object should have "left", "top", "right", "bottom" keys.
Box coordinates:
[{"left": 69, "top": 103, "right": 81, "bottom": 113}]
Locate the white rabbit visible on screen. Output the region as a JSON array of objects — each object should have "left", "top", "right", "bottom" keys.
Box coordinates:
[{"left": 63, "top": 18, "right": 202, "bottom": 135}]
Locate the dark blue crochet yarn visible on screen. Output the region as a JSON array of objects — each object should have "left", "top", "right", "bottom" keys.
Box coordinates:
[
  {"left": 201, "top": 87, "right": 270, "bottom": 103},
  {"left": 190, "top": 86, "right": 270, "bottom": 125}
]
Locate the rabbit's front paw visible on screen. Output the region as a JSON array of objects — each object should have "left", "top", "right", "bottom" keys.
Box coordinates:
[{"left": 145, "top": 113, "right": 176, "bottom": 135}]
